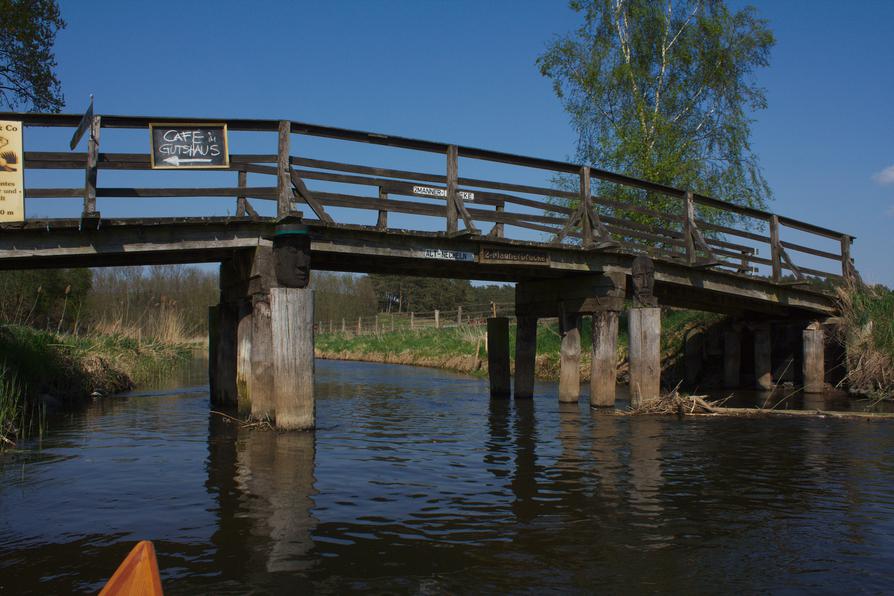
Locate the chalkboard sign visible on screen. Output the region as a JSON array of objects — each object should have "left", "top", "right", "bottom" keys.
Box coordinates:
[{"left": 149, "top": 123, "right": 229, "bottom": 169}]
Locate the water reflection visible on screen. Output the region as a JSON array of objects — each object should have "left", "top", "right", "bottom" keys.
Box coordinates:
[{"left": 1, "top": 360, "right": 894, "bottom": 593}]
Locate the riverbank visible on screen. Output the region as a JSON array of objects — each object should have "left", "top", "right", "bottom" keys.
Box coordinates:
[
  {"left": 0, "top": 325, "right": 193, "bottom": 447},
  {"left": 315, "top": 310, "right": 717, "bottom": 382},
  {"left": 837, "top": 284, "right": 894, "bottom": 400}
]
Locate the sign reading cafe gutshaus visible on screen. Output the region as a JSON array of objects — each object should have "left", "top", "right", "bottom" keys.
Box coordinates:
[{"left": 0, "top": 121, "right": 25, "bottom": 222}]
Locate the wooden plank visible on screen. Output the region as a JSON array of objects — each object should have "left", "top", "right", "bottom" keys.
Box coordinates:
[
  {"left": 26, "top": 187, "right": 277, "bottom": 199},
  {"left": 288, "top": 168, "right": 334, "bottom": 223},
  {"left": 779, "top": 240, "right": 841, "bottom": 261}
]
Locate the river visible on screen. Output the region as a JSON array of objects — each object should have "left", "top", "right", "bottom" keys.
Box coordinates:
[{"left": 2, "top": 358, "right": 893, "bottom": 593}]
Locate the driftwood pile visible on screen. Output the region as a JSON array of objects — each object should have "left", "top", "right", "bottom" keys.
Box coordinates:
[{"left": 625, "top": 391, "right": 894, "bottom": 420}]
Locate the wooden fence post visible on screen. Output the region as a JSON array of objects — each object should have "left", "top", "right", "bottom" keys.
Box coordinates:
[
  {"left": 277, "top": 120, "right": 291, "bottom": 218},
  {"left": 410, "top": 312, "right": 415, "bottom": 330},
  {"left": 457, "top": 306, "right": 463, "bottom": 326},
  {"left": 434, "top": 309, "right": 440, "bottom": 329},
  {"left": 357, "top": 316, "right": 362, "bottom": 335}
]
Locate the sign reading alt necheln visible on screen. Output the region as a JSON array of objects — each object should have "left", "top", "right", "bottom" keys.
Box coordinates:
[{"left": 0, "top": 121, "right": 24, "bottom": 222}]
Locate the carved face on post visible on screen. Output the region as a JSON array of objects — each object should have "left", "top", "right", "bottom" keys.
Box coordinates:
[
  {"left": 631, "top": 255, "right": 657, "bottom": 307},
  {"left": 272, "top": 220, "right": 311, "bottom": 288}
]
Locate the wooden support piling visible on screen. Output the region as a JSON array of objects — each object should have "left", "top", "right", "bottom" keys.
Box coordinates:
[
  {"left": 514, "top": 316, "right": 537, "bottom": 399},
  {"left": 558, "top": 311, "right": 582, "bottom": 403},
  {"left": 250, "top": 296, "right": 274, "bottom": 420},
  {"left": 803, "top": 322, "right": 825, "bottom": 394},
  {"left": 487, "top": 317, "right": 511, "bottom": 398},
  {"left": 753, "top": 323, "right": 773, "bottom": 390},
  {"left": 590, "top": 310, "right": 619, "bottom": 408},
  {"left": 723, "top": 327, "right": 741, "bottom": 388},
  {"left": 216, "top": 300, "right": 238, "bottom": 407},
  {"left": 683, "top": 328, "right": 703, "bottom": 387},
  {"left": 208, "top": 305, "right": 219, "bottom": 403},
  {"left": 236, "top": 299, "right": 253, "bottom": 415},
  {"left": 271, "top": 287, "right": 315, "bottom": 430},
  {"left": 628, "top": 307, "right": 661, "bottom": 408}
]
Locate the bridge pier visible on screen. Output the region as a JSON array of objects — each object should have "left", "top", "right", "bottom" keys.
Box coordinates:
[
  {"left": 208, "top": 219, "right": 316, "bottom": 430},
  {"left": 513, "top": 316, "right": 537, "bottom": 399},
  {"left": 723, "top": 325, "right": 741, "bottom": 388},
  {"left": 753, "top": 322, "right": 773, "bottom": 390},
  {"left": 590, "top": 310, "right": 619, "bottom": 408},
  {"left": 487, "top": 317, "right": 511, "bottom": 398},
  {"left": 628, "top": 307, "right": 661, "bottom": 408},
  {"left": 559, "top": 310, "right": 582, "bottom": 403},
  {"left": 803, "top": 322, "right": 825, "bottom": 394}
]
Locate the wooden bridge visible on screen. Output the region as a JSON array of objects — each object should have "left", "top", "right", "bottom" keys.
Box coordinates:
[{"left": 0, "top": 112, "right": 857, "bottom": 429}]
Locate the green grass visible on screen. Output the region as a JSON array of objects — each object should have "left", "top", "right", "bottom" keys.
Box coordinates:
[
  {"left": 848, "top": 286, "right": 894, "bottom": 357},
  {"left": 0, "top": 324, "right": 191, "bottom": 448},
  {"left": 316, "top": 308, "right": 722, "bottom": 376}
]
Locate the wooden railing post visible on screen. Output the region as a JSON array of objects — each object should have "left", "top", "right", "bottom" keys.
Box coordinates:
[
  {"left": 236, "top": 170, "right": 247, "bottom": 216},
  {"left": 376, "top": 186, "right": 388, "bottom": 230},
  {"left": 684, "top": 191, "right": 696, "bottom": 265},
  {"left": 840, "top": 234, "right": 853, "bottom": 281},
  {"left": 494, "top": 202, "right": 504, "bottom": 238},
  {"left": 82, "top": 115, "right": 101, "bottom": 221},
  {"left": 579, "top": 166, "right": 594, "bottom": 247},
  {"left": 277, "top": 120, "right": 291, "bottom": 218},
  {"left": 770, "top": 215, "right": 782, "bottom": 283},
  {"left": 446, "top": 145, "right": 458, "bottom": 234}
]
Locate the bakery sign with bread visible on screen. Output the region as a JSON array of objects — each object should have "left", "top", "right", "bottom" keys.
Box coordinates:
[{"left": 0, "top": 120, "right": 24, "bottom": 223}]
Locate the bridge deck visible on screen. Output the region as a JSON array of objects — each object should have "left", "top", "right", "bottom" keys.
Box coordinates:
[{"left": 0, "top": 112, "right": 852, "bottom": 318}]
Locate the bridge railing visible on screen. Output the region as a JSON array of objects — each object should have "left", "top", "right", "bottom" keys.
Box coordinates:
[{"left": 4, "top": 112, "right": 855, "bottom": 287}]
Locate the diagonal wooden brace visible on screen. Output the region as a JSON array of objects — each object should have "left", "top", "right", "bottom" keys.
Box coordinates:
[{"left": 289, "top": 168, "right": 334, "bottom": 223}]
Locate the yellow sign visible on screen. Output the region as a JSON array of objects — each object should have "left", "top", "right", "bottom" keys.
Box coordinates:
[{"left": 0, "top": 121, "right": 24, "bottom": 222}]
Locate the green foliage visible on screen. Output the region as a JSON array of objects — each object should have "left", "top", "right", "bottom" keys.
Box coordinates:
[
  {"left": 368, "top": 275, "right": 472, "bottom": 312},
  {"left": 847, "top": 285, "right": 894, "bottom": 357},
  {"left": 86, "top": 265, "right": 217, "bottom": 338},
  {"left": 0, "top": 268, "right": 91, "bottom": 329},
  {"left": 311, "top": 272, "right": 378, "bottom": 323},
  {"left": 538, "top": 0, "right": 775, "bottom": 224},
  {"left": 0, "top": 0, "right": 66, "bottom": 111}
]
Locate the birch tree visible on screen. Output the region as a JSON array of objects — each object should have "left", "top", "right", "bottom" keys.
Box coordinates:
[{"left": 539, "top": 0, "right": 775, "bottom": 219}]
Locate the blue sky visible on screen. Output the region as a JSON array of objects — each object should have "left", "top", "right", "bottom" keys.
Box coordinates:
[{"left": 35, "top": 1, "right": 894, "bottom": 285}]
